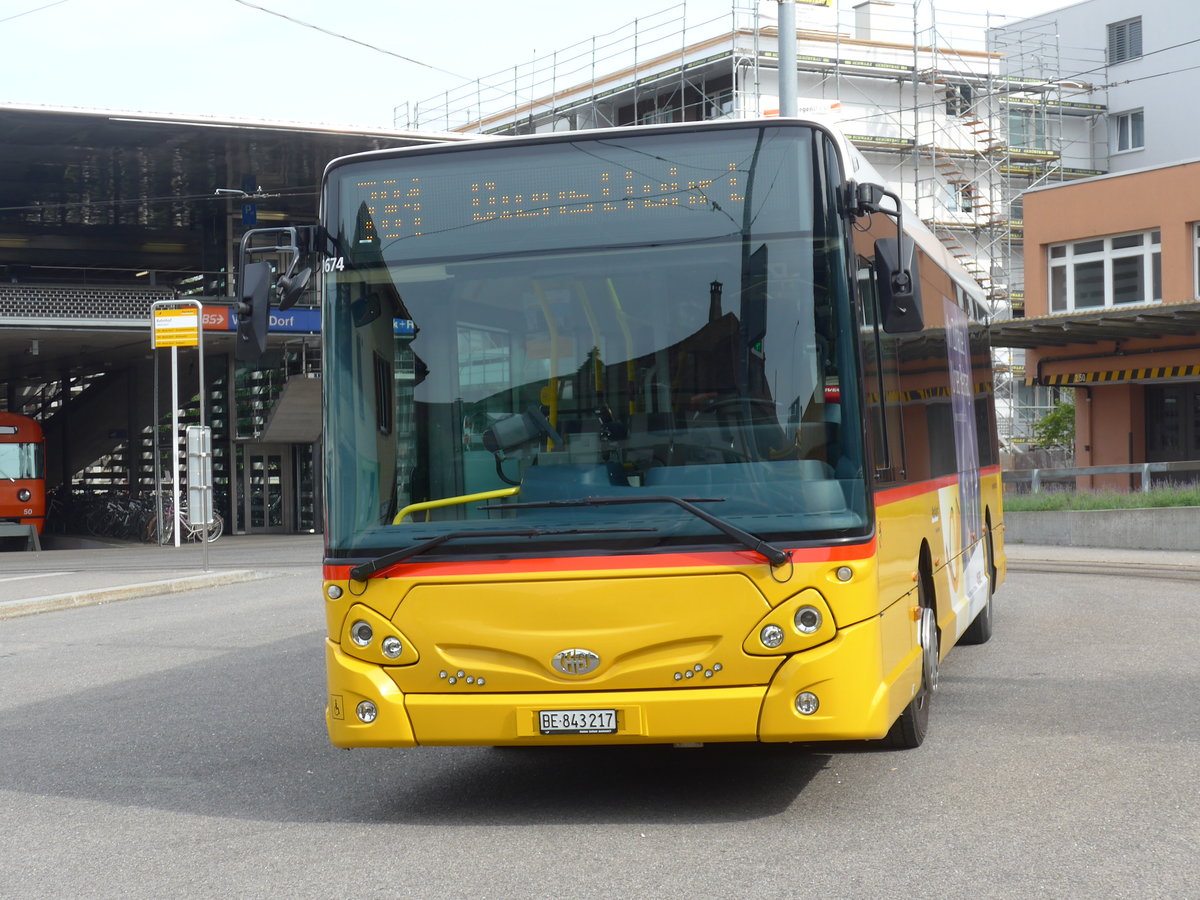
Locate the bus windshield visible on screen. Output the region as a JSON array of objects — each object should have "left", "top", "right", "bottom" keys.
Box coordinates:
[{"left": 322, "top": 124, "right": 868, "bottom": 559}]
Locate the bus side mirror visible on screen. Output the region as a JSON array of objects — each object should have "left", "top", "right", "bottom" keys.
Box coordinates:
[
  {"left": 874, "top": 237, "right": 924, "bottom": 334},
  {"left": 236, "top": 261, "right": 272, "bottom": 361},
  {"left": 277, "top": 263, "right": 311, "bottom": 311}
]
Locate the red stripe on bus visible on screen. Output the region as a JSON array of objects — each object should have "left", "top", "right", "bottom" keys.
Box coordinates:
[
  {"left": 324, "top": 539, "right": 877, "bottom": 581},
  {"left": 874, "top": 465, "right": 1001, "bottom": 506}
]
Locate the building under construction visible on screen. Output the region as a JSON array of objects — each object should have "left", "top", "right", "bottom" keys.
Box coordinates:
[{"left": 402, "top": 0, "right": 1111, "bottom": 446}]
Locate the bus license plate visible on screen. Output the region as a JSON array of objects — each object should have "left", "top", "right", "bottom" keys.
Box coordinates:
[{"left": 539, "top": 709, "right": 618, "bottom": 735}]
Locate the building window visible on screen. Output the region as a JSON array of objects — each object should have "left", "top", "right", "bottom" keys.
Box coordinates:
[
  {"left": 956, "top": 182, "right": 977, "bottom": 214},
  {"left": 640, "top": 106, "right": 675, "bottom": 125},
  {"left": 1107, "top": 17, "right": 1143, "bottom": 64},
  {"left": 945, "top": 83, "right": 973, "bottom": 117},
  {"left": 1104, "top": 16, "right": 1142, "bottom": 63},
  {"left": 1008, "top": 106, "right": 1046, "bottom": 150},
  {"left": 457, "top": 325, "right": 511, "bottom": 392},
  {"left": 1114, "top": 110, "right": 1144, "bottom": 152},
  {"left": 918, "top": 178, "right": 955, "bottom": 217},
  {"left": 1192, "top": 224, "right": 1200, "bottom": 299},
  {"left": 1048, "top": 229, "right": 1161, "bottom": 312}
]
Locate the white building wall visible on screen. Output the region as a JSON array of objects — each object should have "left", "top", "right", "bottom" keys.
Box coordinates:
[{"left": 999, "top": 0, "right": 1200, "bottom": 172}]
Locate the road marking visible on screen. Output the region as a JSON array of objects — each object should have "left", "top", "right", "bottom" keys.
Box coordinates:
[{"left": 0, "top": 571, "right": 70, "bottom": 583}]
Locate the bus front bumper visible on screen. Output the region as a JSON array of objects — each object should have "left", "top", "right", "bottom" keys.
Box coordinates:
[{"left": 324, "top": 607, "right": 911, "bottom": 748}]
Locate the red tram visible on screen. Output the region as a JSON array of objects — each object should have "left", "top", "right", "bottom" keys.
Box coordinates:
[{"left": 0, "top": 412, "right": 46, "bottom": 536}]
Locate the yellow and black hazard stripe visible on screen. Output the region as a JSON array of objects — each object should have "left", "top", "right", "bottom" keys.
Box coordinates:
[
  {"left": 1030, "top": 364, "right": 1200, "bottom": 386},
  {"left": 864, "top": 382, "right": 996, "bottom": 403}
]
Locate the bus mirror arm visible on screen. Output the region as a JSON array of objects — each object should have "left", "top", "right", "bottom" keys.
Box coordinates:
[
  {"left": 844, "top": 182, "right": 924, "bottom": 334},
  {"left": 234, "top": 226, "right": 322, "bottom": 361}
]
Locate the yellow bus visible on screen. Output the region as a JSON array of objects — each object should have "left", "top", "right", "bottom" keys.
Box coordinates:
[{"left": 242, "top": 118, "right": 1004, "bottom": 749}]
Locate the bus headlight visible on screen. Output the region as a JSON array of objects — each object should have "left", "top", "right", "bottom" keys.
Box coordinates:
[
  {"left": 794, "top": 606, "right": 822, "bottom": 634},
  {"left": 340, "top": 605, "right": 418, "bottom": 666},
  {"left": 795, "top": 692, "right": 819, "bottom": 715},
  {"left": 17, "top": 489, "right": 31, "bottom": 502},
  {"left": 743, "top": 589, "right": 835, "bottom": 656},
  {"left": 356, "top": 701, "right": 378, "bottom": 723},
  {"left": 350, "top": 620, "right": 374, "bottom": 647},
  {"left": 760, "top": 624, "right": 785, "bottom": 649}
]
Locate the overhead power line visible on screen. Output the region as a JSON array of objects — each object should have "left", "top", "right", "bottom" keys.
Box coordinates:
[
  {"left": 0, "top": 0, "right": 71, "bottom": 25},
  {"left": 230, "top": 0, "right": 511, "bottom": 99}
]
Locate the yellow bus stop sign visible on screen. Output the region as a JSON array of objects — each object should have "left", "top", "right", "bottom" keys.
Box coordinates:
[{"left": 152, "top": 307, "right": 200, "bottom": 348}]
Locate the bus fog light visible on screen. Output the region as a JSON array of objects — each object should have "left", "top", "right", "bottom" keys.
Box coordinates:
[
  {"left": 836, "top": 566, "right": 853, "bottom": 582},
  {"left": 794, "top": 606, "right": 822, "bottom": 634},
  {"left": 795, "top": 692, "right": 819, "bottom": 715},
  {"left": 327, "top": 585, "right": 343, "bottom": 600},
  {"left": 18, "top": 488, "right": 31, "bottom": 502},
  {"left": 381, "top": 636, "right": 403, "bottom": 659},
  {"left": 760, "top": 624, "right": 785, "bottom": 649},
  {"left": 350, "top": 620, "right": 374, "bottom": 647},
  {"left": 355, "top": 701, "right": 378, "bottom": 723}
]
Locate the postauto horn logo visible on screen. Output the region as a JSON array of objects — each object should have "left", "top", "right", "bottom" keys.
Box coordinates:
[{"left": 552, "top": 648, "right": 601, "bottom": 676}]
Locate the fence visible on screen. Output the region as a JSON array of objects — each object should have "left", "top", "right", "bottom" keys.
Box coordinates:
[{"left": 1003, "top": 460, "right": 1200, "bottom": 493}]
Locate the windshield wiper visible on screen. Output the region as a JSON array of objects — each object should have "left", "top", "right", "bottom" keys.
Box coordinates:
[
  {"left": 348, "top": 525, "right": 656, "bottom": 582},
  {"left": 481, "top": 495, "right": 790, "bottom": 567}
]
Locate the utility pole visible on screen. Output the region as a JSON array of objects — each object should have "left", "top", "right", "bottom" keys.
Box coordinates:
[{"left": 777, "top": 1, "right": 797, "bottom": 117}]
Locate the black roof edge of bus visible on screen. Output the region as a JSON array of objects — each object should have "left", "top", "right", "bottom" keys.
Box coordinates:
[{"left": 320, "top": 118, "right": 839, "bottom": 183}]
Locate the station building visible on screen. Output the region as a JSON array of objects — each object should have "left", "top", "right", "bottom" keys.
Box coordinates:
[
  {"left": 0, "top": 104, "right": 450, "bottom": 534},
  {"left": 993, "top": 160, "right": 1200, "bottom": 488},
  {"left": 986, "top": 0, "right": 1200, "bottom": 486}
]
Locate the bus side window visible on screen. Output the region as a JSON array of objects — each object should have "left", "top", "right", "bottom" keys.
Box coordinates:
[{"left": 857, "top": 255, "right": 907, "bottom": 483}]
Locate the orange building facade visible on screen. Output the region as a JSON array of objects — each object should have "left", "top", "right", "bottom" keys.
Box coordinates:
[{"left": 1004, "top": 160, "right": 1200, "bottom": 489}]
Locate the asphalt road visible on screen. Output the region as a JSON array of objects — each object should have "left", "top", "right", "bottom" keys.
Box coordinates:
[{"left": 1, "top": 564, "right": 1195, "bottom": 899}]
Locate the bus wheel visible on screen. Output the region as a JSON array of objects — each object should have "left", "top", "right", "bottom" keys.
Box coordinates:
[
  {"left": 886, "top": 570, "right": 937, "bottom": 749},
  {"left": 960, "top": 518, "right": 996, "bottom": 646}
]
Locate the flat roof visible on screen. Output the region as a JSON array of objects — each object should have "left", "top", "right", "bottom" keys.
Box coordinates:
[
  {"left": 990, "top": 300, "right": 1200, "bottom": 349},
  {"left": 1024, "top": 155, "right": 1200, "bottom": 194},
  {"left": 0, "top": 101, "right": 468, "bottom": 142}
]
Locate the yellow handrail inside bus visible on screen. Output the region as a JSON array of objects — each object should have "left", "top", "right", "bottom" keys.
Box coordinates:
[
  {"left": 572, "top": 282, "right": 604, "bottom": 395},
  {"left": 532, "top": 283, "right": 560, "bottom": 446},
  {"left": 394, "top": 487, "right": 520, "bottom": 523},
  {"left": 604, "top": 278, "right": 637, "bottom": 415}
]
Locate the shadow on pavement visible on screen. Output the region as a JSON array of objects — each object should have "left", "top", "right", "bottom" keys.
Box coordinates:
[{"left": 1, "top": 631, "right": 829, "bottom": 826}]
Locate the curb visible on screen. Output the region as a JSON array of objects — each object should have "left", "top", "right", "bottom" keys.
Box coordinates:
[
  {"left": 1006, "top": 557, "right": 1200, "bottom": 581},
  {"left": 0, "top": 569, "right": 278, "bottom": 620}
]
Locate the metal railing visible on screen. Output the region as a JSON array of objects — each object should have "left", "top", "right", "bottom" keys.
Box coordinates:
[{"left": 1003, "top": 460, "right": 1200, "bottom": 493}]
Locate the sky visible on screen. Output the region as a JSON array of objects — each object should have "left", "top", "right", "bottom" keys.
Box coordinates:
[{"left": 0, "top": 0, "right": 1074, "bottom": 130}]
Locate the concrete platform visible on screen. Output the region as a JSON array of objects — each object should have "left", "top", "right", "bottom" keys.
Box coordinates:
[{"left": 0, "top": 532, "right": 323, "bottom": 619}]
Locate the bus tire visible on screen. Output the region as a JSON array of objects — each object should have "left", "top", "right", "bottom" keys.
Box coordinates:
[
  {"left": 960, "top": 517, "right": 996, "bottom": 646},
  {"left": 885, "top": 567, "right": 937, "bottom": 749}
]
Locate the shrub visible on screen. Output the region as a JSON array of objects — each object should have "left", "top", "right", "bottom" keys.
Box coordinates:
[{"left": 1005, "top": 483, "right": 1200, "bottom": 511}]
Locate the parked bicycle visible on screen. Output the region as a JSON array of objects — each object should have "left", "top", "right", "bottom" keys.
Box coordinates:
[{"left": 146, "top": 501, "right": 224, "bottom": 544}]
